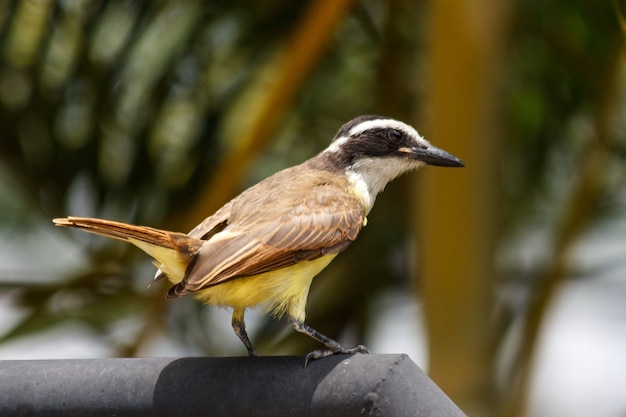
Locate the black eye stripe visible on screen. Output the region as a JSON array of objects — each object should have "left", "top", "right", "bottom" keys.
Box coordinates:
[{"left": 358, "top": 128, "right": 404, "bottom": 141}]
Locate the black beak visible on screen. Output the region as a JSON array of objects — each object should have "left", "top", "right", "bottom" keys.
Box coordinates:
[{"left": 408, "top": 145, "right": 465, "bottom": 167}]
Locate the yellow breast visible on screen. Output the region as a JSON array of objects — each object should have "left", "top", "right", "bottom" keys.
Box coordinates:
[{"left": 192, "top": 254, "right": 337, "bottom": 322}]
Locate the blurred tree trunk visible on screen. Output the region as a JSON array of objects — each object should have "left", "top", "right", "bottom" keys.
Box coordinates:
[{"left": 415, "top": 1, "right": 509, "bottom": 416}]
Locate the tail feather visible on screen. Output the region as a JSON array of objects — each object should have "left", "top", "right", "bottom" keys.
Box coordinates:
[
  {"left": 53, "top": 217, "right": 175, "bottom": 245},
  {"left": 53, "top": 216, "right": 203, "bottom": 283}
]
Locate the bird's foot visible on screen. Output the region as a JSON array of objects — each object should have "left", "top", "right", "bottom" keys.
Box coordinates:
[{"left": 304, "top": 344, "right": 369, "bottom": 367}]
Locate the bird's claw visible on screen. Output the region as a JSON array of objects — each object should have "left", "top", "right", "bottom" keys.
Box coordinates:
[{"left": 303, "top": 344, "right": 369, "bottom": 367}]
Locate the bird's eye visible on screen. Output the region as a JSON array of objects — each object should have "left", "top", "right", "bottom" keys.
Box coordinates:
[{"left": 389, "top": 129, "right": 402, "bottom": 143}]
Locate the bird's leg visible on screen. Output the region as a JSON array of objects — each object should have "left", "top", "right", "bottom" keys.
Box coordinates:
[
  {"left": 290, "top": 319, "right": 369, "bottom": 367},
  {"left": 232, "top": 309, "right": 260, "bottom": 357}
]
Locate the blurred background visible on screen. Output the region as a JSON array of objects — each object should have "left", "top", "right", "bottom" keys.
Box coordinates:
[{"left": 0, "top": 0, "right": 625, "bottom": 416}]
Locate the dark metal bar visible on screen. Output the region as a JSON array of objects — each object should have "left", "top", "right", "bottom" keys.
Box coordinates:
[{"left": 0, "top": 354, "right": 466, "bottom": 417}]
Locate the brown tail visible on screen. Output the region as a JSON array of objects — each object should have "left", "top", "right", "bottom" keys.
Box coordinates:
[
  {"left": 53, "top": 216, "right": 204, "bottom": 283},
  {"left": 54, "top": 217, "right": 188, "bottom": 247}
]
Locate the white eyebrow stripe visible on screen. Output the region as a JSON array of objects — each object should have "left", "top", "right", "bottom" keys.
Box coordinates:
[
  {"left": 324, "top": 135, "right": 349, "bottom": 153},
  {"left": 348, "top": 119, "right": 422, "bottom": 141}
]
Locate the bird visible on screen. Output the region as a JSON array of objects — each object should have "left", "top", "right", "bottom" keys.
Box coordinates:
[{"left": 53, "top": 115, "right": 464, "bottom": 365}]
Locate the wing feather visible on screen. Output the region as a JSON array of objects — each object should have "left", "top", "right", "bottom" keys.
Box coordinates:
[{"left": 168, "top": 172, "right": 365, "bottom": 297}]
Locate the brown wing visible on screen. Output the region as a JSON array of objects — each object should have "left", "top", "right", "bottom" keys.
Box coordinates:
[{"left": 167, "top": 175, "right": 365, "bottom": 297}]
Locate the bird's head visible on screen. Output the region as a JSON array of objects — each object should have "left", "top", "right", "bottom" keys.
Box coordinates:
[
  {"left": 327, "top": 115, "right": 464, "bottom": 168},
  {"left": 322, "top": 115, "right": 464, "bottom": 209}
]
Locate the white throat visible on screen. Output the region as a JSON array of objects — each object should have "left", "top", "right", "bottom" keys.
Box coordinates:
[{"left": 346, "top": 156, "right": 422, "bottom": 213}]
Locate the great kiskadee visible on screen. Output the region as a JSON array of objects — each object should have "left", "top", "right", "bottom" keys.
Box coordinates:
[{"left": 54, "top": 115, "right": 464, "bottom": 364}]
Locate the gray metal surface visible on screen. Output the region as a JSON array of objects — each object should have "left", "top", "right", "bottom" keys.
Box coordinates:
[{"left": 0, "top": 354, "right": 466, "bottom": 416}]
